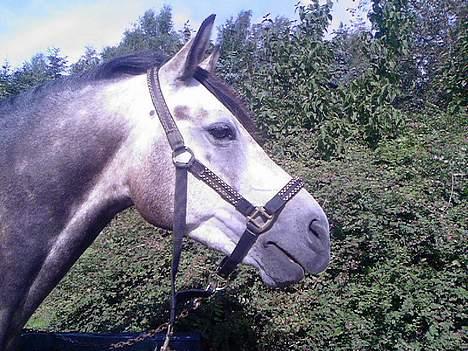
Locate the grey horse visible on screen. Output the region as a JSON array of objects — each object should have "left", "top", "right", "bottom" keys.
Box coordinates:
[{"left": 0, "top": 15, "right": 330, "bottom": 351}]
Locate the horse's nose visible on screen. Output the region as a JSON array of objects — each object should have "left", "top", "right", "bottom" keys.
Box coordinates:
[{"left": 309, "top": 216, "right": 329, "bottom": 240}]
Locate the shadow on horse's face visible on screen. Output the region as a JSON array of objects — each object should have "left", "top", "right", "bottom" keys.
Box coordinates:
[{"left": 132, "top": 17, "right": 330, "bottom": 288}]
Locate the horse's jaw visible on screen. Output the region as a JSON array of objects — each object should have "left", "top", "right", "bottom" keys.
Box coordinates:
[{"left": 186, "top": 196, "right": 330, "bottom": 288}]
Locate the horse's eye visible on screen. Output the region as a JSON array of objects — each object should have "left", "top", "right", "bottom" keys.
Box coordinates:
[{"left": 207, "top": 123, "right": 236, "bottom": 140}]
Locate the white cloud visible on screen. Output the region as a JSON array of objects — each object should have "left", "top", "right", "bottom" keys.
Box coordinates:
[{"left": 0, "top": 0, "right": 159, "bottom": 67}]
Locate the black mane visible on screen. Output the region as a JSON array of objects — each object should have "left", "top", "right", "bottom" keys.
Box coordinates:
[{"left": 82, "top": 51, "right": 167, "bottom": 81}]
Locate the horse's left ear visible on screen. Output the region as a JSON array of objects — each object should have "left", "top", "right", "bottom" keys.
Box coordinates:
[
  {"left": 199, "top": 45, "right": 220, "bottom": 73},
  {"left": 182, "top": 14, "right": 215, "bottom": 79},
  {"left": 161, "top": 14, "right": 215, "bottom": 80}
]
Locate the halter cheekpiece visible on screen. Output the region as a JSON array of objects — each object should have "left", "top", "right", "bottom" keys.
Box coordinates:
[{"left": 146, "top": 67, "right": 304, "bottom": 349}]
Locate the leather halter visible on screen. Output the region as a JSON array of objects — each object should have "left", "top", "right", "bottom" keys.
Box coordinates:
[{"left": 146, "top": 67, "right": 304, "bottom": 344}]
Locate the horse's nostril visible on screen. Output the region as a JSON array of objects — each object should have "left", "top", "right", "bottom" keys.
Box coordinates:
[
  {"left": 309, "top": 219, "right": 319, "bottom": 237},
  {"left": 309, "top": 218, "right": 328, "bottom": 238}
]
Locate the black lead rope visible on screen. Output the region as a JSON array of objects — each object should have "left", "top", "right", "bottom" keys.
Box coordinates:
[{"left": 147, "top": 67, "right": 304, "bottom": 350}]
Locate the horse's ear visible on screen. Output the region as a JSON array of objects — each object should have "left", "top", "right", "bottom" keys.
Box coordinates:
[
  {"left": 181, "top": 14, "right": 216, "bottom": 79},
  {"left": 199, "top": 45, "right": 220, "bottom": 74},
  {"left": 161, "top": 14, "right": 216, "bottom": 80}
]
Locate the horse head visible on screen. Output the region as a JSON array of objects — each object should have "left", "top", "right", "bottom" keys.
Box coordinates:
[{"left": 129, "top": 15, "right": 330, "bottom": 287}]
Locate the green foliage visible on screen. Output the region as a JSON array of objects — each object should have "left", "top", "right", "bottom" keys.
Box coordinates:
[
  {"left": 14, "top": 53, "right": 51, "bottom": 92},
  {"left": 0, "top": 61, "right": 14, "bottom": 98},
  {"left": 435, "top": 21, "right": 468, "bottom": 114},
  {"left": 0, "top": 49, "right": 68, "bottom": 99},
  {"left": 30, "top": 110, "right": 466, "bottom": 350},
  {"left": 216, "top": 10, "right": 256, "bottom": 86},
  {"left": 218, "top": 2, "right": 341, "bottom": 144},
  {"left": 71, "top": 46, "right": 101, "bottom": 74},
  {"left": 46, "top": 47, "right": 68, "bottom": 79},
  {"left": 1, "top": 2, "right": 464, "bottom": 349},
  {"left": 101, "top": 6, "right": 182, "bottom": 61},
  {"left": 181, "top": 21, "right": 193, "bottom": 43},
  {"left": 217, "top": 1, "right": 408, "bottom": 158},
  {"left": 400, "top": 0, "right": 467, "bottom": 110}
]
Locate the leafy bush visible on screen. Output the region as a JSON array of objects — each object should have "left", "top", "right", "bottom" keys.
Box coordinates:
[
  {"left": 6, "top": 1, "right": 464, "bottom": 349},
  {"left": 217, "top": 1, "right": 409, "bottom": 159},
  {"left": 30, "top": 109, "right": 466, "bottom": 350}
]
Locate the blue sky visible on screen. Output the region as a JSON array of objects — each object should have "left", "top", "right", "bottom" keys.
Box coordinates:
[{"left": 0, "top": 0, "right": 367, "bottom": 68}]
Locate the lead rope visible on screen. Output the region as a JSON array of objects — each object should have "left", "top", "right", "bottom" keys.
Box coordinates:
[
  {"left": 108, "top": 295, "right": 206, "bottom": 350},
  {"left": 147, "top": 66, "right": 192, "bottom": 351},
  {"left": 146, "top": 67, "right": 225, "bottom": 351},
  {"left": 160, "top": 165, "right": 187, "bottom": 351},
  {"left": 109, "top": 154, "right": 225, "bottom": 350}
]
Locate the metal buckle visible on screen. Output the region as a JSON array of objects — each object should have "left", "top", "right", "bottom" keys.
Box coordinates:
[
  {"left": 206, "top": 273, "right": 229, "bottom": 292},
  {"left": 246, "top": 206, "right": 275, "bottom": 234},
  {"left": 172, "top": 147, "right": 194, "bottom": 168}
]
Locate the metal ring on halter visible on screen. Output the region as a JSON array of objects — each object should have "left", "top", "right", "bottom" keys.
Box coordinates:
[
  {"left": 172, "top": 147, "right": 195, "bottom": 168},
  {"left": 206, "top": 273, "right": 229, "bottom": 292},
  {"left": 246, "top": 206, "right": 275, "bottom": 234}
]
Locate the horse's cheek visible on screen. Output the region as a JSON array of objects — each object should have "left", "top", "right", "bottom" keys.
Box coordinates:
[{"left": 128, "top": 172, "right": 173, "bottom": 230}]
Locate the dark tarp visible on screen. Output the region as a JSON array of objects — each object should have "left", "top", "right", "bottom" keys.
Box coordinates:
[{"left": 19, "top": 331, "right": 201, "bottom": 351}]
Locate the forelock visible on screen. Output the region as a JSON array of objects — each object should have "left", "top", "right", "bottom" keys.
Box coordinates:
[{"left": 193, "top": 67, "right": 260, "bottom": 142}]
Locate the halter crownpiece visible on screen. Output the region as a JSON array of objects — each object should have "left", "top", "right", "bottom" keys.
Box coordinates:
[{"left": 147, "top": 66, "right": 304, "bottom": 349}]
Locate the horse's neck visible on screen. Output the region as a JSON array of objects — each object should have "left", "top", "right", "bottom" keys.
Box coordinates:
[{"left": 0, "top": 79, "right": 145, "bottom": 339}]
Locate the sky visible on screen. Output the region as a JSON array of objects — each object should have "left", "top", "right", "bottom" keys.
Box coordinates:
[{"left": 0, "top": 0, "right": 368, "bottom": 68}]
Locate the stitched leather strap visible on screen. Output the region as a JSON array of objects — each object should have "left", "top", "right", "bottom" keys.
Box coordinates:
[
  {"left": 217, "top": 178, "right": 304, "bottom": 278},
  {"left": 147, "top": 68, "right": 185, "bottom": 151},
  {"left": 189, "top": 160, "right": 255, "bottom": 217},
  {"left": 265, "top": 178, "right": 305, "bottom": 213},
  {"left": 148, "top": 67, "right": 190, "bottom": 330}
]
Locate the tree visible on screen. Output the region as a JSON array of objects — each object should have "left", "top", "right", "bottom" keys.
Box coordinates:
[
  {"left": 181, "top": 21, "right": 193, "bottom": 43},
  {"left": 11, "top": 54, "right": 50, "bottom": 94},
  {"left": 363, "top": 0, "right": 466, "bottom": 110},
  {"left": 71, "top": 46, "right": 101, "bottom": 74},
  {"left": 217, "top": 10, "right": 256, "bottom": 85},
  {"left": 0, "top": 49, "right": 68, "bottom": 98},
  {"left": 217, "top": 10, "right": 253, "bottom": 54},
  {"left": 46, "top": 47, "right": 68, "bottom": 79},
  {"left": 407, "top": 0, "right": 467, "bottom": 110},
  {"left": 101, "top": 5, "right": 182, "bottom": 61},
  {"left": 0, "top": 60, "right": 13, "bottom": 99},
  {"left": 436, "top": 20, "right": 467, "bottom": 113}
]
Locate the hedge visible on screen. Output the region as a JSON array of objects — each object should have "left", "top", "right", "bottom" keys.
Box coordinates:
[{"left": 28, "top": 109, "right": 466, "bottom": 350}]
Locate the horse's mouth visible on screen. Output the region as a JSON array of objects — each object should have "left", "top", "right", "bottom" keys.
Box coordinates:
[
  {"left": 266, "top": 241, "right": 306, "bottom": 273},
  {"left": 255, "top": 241, "right": 306, "bottom": 288}
]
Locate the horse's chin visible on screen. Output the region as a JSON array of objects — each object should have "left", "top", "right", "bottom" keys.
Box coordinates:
[
  {"left": 260, "top": 265, "right": 304, "bottom": 288},
  {"left": 256, "top": 260, "right": 305, "bottom": 288}
]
